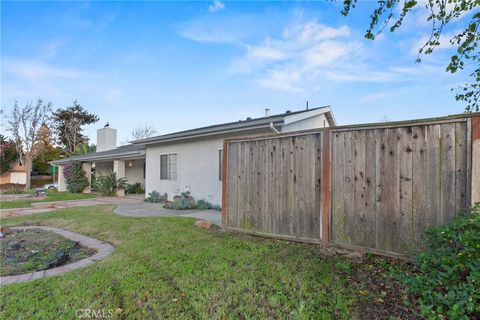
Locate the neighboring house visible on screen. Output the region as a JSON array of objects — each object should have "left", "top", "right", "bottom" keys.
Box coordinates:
[
  {"left": 0, "top": 160, "right": 27, "bottom": 185},
  {"left": 52, "top": 106, "right": 336, "bottom": 204}
]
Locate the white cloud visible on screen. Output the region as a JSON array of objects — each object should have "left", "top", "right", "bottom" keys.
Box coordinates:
[
  {"left": 3, "top": 58, "right": 94, "bottom": 82},
  {"left": 209, "top": 0, "right": 225, "bottom": 13},
  {"left": 181, "top": 15, "right": 450, "bottom": 93}
]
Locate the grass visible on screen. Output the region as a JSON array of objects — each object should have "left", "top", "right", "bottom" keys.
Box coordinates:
[
  {"left": 0, "top": 205, "right": 360, "bottom": 320},
  {"left": 0, "top": 192, "right": 97, "bottom": 209}
]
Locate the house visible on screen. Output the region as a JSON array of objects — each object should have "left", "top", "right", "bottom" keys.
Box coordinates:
[
  {"left": 0, "top": 160, "right": 27, "bottom": 185},
  {"left": 52, "top": 106, "right": 336, "bottom": 204}
]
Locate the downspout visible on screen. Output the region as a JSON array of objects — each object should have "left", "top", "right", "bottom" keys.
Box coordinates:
[{"left": 269, "top": 122, "right": 280, "bottom": 135}]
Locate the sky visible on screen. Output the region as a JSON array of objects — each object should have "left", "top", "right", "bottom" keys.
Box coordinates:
[{"left": 0, "top": 1, "right": 474, "bottom": 144}]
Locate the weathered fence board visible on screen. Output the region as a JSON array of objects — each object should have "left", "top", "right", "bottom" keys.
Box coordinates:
[
  {"left": 223, "top": 115, "right": 473, "bottom": 256},
  {"left": 225, "top": 133, "right": 324, "bottom": 242},
  {"left": 331, "top": 119, "right": 471, "bottom": 255}
]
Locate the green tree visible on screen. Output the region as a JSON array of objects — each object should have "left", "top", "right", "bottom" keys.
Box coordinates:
[
  {"left": 53, "top": 101, "right": 99, "bottom": 154},
  {"left": 33, "top": 146, "right": 64, "bottom": 175},
  {"left": 342, "top": 0, "right": 480, "bottom": 112},
  {"left": 0, "top": 134, "right": 19, "bottom": 175},
  {"left": 74, "top": 143, "right": 96, "bottom": 155}
]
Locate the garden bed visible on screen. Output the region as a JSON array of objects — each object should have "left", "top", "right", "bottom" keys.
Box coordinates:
[{"left": 0, "top": 227, "right": 96, "bottom": 276}]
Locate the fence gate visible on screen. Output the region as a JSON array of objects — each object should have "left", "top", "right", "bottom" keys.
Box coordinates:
[{"left": 224, "top": 132, "right": 327, "bottom": 243}]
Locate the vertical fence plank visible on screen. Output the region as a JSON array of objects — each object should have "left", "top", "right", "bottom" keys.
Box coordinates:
[
  {"left": 364, "top": 129, "right": 377, "bottom": 249},
  {"left": 322, "top": 131, "right": 330, "bottom": 245},
  {"left": 412, "top": 125, "right": 428, "bottom": 251},
  {"left": 455, "top": 122, "right": 468, "bottom": 212},
  {"left": 353, "top": 130, "right": 366, "bottom": 246},
  {"left": 426, "top": 125, "right": 441, "bottom": 229},
  {"left": 332, "top": 132, "right": 346, "bottom": 243},
  {"left": 398, "top": 127, "right": 414, "bottom": 253},
  {"left": 441, "top": 124, "right": 457, "bottom": 223}
]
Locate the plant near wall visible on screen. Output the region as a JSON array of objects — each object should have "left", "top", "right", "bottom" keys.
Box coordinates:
[
  {"left": 63, "top": 161, "right": 89, "bottom": 193},
  {"left": 144, "top": 191, "right": 168, "bottom": 203},
  {"left": 93, "top": 171, "right": 127, "bottom": 197},
  {"left": 126, "top": 182, "right": 144, "bottom": 194},
  {"left": 398, "top": 203, "right": 480, "bottom": 319}
]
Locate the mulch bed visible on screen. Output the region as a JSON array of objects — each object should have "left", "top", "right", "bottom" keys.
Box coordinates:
[
  {"left": 334, "top": 253, "right": 420, "bottom": 319},
  {"left": 0, "top": 227, "right": 96, "bottom": 276}
]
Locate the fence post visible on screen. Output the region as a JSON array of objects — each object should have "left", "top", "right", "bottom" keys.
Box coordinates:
[
  {"left": 322, "top": 130, "right": 331, "bottom": 246},
  {"left": 472, "top": 116, "right": 480, "bottom": 205},
  {"left": 222, "top": 139, "right": 229, "bottom": 228}
]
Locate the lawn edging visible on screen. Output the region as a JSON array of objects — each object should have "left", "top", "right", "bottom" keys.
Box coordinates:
[{"left": 0, "top": 226, "right": 114, "bottom": 285}]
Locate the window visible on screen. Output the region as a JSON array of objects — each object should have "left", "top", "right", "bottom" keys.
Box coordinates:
[
  {"left": 143, "top": 162, "right": 146, "bottom": 179},
  {"left": 160, "top": 153, "right": 177, "bottom": 180},
  {"left": 218, "top": 149, "right": 223, "bottom": 181}
]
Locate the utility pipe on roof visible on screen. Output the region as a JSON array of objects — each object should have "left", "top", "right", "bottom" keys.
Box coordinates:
[{"left": 269, "top": 122, "right": 280, "bottom": 135}]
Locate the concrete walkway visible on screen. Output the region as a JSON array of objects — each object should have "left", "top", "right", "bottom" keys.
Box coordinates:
[
  {"left": 1, "top": 196, "right": 222, "bottom": 225},
  {"left": 0, "top": 197, "right": 140, "bottom": 217},
  {"left": 1, "top": 226, "right": 114, "bottom": 285},
  {"left": 113, "top": 201, "right": 222, "bottom": 225}
]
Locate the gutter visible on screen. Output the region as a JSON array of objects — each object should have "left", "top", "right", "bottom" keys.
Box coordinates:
[
  {"left": 269, "top": 122, "right": 280, "bottom": 134},
  {"left": 50, "top": 150, "right": 145, "bottom": 165}
]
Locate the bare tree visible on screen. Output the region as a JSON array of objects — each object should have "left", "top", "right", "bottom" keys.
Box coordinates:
[
  {"left": 131, "top": 125, "right": 157, "bottom": 141},
  {"left": 7, "top": 100, "right": 52, "bottom": 189}
]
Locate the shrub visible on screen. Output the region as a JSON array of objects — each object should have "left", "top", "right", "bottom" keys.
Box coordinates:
[
  {"left": 9, "top": 184, "right": 24, "bottom": 194},
  {"left": 144, "top": 191, "right": 167, "bottom": 203},
  {"left": 164, "top": 197, "right": 197, "bottom": 210},
  {"left": 93, "top": 171, "right": 127, "bottom": 196},
  {"left": 163, "top": 193, "right": 222, "bottom": 211},
  {"left": 196, "top": 199, "right": 212, "bottom": 210},
  {"left": 126, "top": 182, "right": 144, "bottom": 194},
  {"left": 196, "top": 199, "right": 221, "bottom": 211},
  {"left": 399, "top": 203, "right": 480, "bottom": 319},
  {"left": 63, "top": 161, "right": 89, "bottom": 193}
]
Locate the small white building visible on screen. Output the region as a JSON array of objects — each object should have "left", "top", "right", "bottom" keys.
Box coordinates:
[{"left": 53, "top": 106, "right": 336, "bottom": 205}]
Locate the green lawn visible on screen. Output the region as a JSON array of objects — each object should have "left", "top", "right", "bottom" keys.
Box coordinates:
[
  {"left": 0, "top": 192, "right": 97, "bottom": 209},
  {"left": 0, "top": 205, "right": 416, "bottom": 319}
]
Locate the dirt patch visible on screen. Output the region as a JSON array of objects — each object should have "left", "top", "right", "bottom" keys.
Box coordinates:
[
  {"left": 334, "top": 254, "right": 420, "bottom": 319},
  {"left": 0, "top": 227, "right": 96, "bottom": 276}
]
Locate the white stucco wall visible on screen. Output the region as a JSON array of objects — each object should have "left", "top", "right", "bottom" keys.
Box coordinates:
[
  {"left": 144, "top": 113, "right": 331, "bottom": 206},
  {"left": 281, "top": 114, "right": 329, "bottom": 132},
  {"left": 125, "top": 159, "right": 146, "bottom": 186},
  {"left": 94, "top": 161, "right": 113, "bottom": 173},
  {"left": 146, "top": 138, "right": 224, "bottom": 205}
]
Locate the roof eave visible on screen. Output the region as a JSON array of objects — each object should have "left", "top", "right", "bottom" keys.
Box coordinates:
[{"left": 138, "top": 121, "right": 284, "bottom": 146}]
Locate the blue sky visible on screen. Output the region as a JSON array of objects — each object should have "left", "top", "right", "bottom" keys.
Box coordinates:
[{"left": 1, "top": 1, "right": 473, "bottom": 143}]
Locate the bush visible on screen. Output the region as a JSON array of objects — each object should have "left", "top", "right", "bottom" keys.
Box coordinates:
[
  {"left": 93, "top": 171, "right": 127, "bottom": 196},
  {"left": 144, "top": 191, "right": 167, "bottom": 203},
  {"left": 399, "top": 203, "right": 480, "bottom": 319},
  {"left": 163, "top": 193, "right": 222, "bottom": 211},
  {"left": 7, "top": 184, "right": 24, "bottom": 194},
  {"left": 63, "top": 161, "right": 89, "bottom": 193},
  {"left": 126, "top": 183, "right": 144, "bottom": 194},
  {"left": 196, "top": 199, "right": 221, "bottom": 211},
  {"left": 164, "top": 191, "right": 196, "bottom": 210}
]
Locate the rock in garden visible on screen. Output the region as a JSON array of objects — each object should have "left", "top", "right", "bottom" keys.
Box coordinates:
[
  {"left": 194, "top": 220, "right": 212, "bottom": 229},
  {"left": 0, "top": 226, "right": 12, "bottom": 237},
  {"left": 7, "top": 240, "right": 24, "bottom": 250}
]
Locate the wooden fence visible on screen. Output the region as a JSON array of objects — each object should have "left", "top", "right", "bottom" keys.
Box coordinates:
[{"left": 222, "top": 114, "right": 478, "bottom": 257}]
